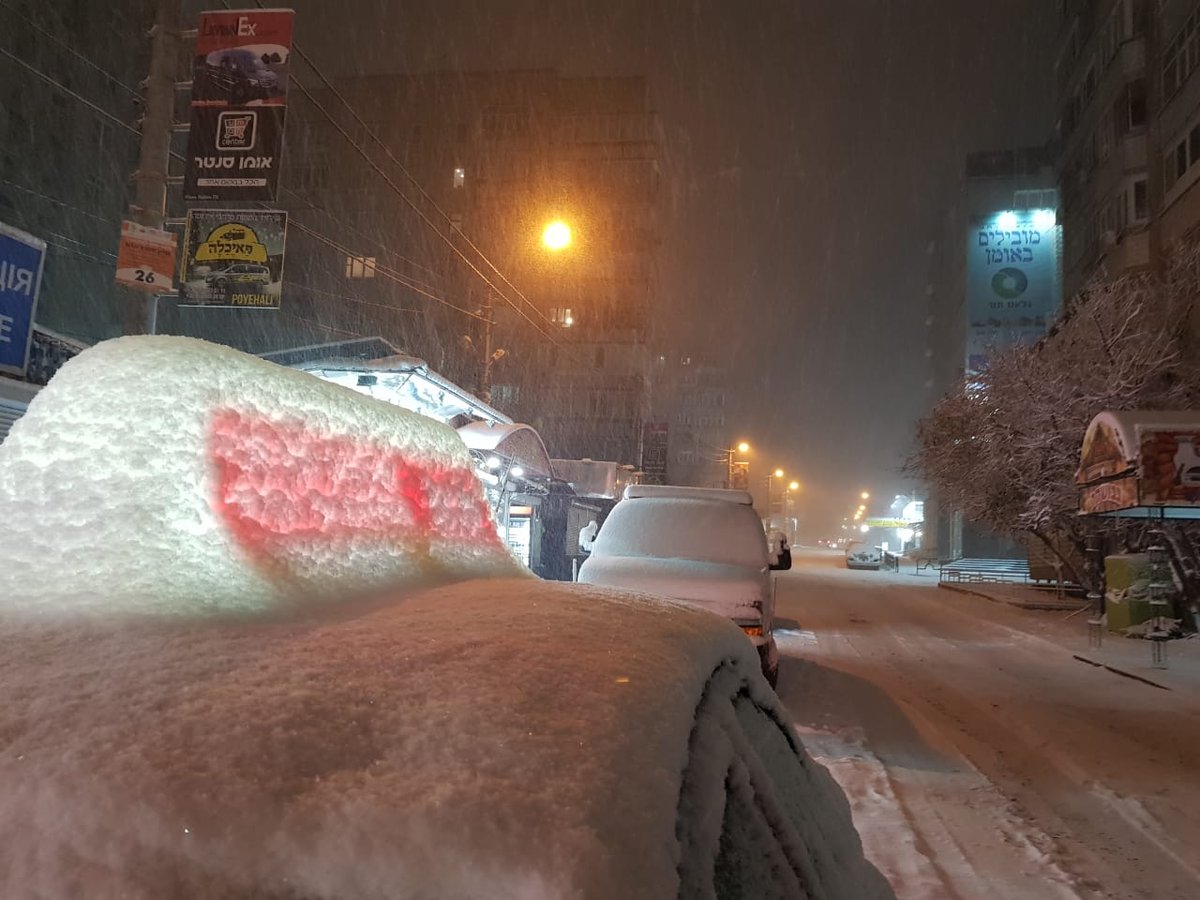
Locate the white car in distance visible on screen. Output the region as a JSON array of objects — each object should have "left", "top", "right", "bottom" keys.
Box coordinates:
[{"left": 578, "top": 484, "right": 788, "bottom": 687}]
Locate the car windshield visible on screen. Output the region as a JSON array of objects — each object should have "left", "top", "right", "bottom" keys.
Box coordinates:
[{"left": 594, "top": 499, "right": 767, "bottom": 568}]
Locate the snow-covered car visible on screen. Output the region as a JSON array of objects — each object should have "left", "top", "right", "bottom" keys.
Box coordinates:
[
  {"left": 0, "top": 337, "right": 890, "bottom": 899},
  {"left": 844, "top": 539, "right": 882, "bottom": 570},
  {"left": 578, "top": 484, "right": 786, "bottom": 687}
]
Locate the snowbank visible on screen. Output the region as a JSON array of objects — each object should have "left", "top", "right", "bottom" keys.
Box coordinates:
[
  {"left": 0, "top": 578, "right": 889, "bottom": 899},
  {"left": 0, "top": 336, "right": 524, "bottom": 615}
]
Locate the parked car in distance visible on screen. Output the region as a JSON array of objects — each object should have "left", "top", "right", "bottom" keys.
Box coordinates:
[
  {"left": 577, "top": 484, "right": 787, "bottom": 687},
  {"left": 844, "top": 539, "right": 882, "bottom": 570}
]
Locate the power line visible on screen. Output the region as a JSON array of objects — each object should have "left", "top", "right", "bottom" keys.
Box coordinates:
[
  {"left": 287, "top": 71, "right": 558, "bottom": 343},
  {"left": 0, "top": 47, "right": 141, "bottom": 138},
  {"left": 285, "top": 41, "right": 560, "bottom": 335},
  {"left": 0, "top": 177, "right": 114, "bottom": 225},
  {"left": 283, "top": 279, "right": 423, "bottom": 316},
  {"left": 288, "top": 219, "right": 484, "bottom": 321},
  {"left": 275, "top": 309, "right": 365, "bottom": 339},
  {"left": 278, "top": 186, "right": 444, "bottom": 289},
  {"left": 0, "top": 1, "right": 145, "bottom": 103},
  {"left": 232, "top": 0, "right": 558, "bottom": 338}
]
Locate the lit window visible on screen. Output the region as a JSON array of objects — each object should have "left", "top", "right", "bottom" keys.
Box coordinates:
[
  {"left": 345, "top": 256, "right": 377, "bottom": 279},
  {"left": 550, "top": 307, "right": 574, "bottom": 327},
  {"left": 453, "top": 167, "right": 466, "bottom": 189}
]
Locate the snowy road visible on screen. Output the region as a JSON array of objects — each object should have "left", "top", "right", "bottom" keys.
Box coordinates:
[{"left": 774, "top": 549, "right": 1200, "bottom": 900}]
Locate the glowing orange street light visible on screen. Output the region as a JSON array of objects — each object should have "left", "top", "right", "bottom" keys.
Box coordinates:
[{"left": 542, "top": 219, "right": 572, "bottom": 251}]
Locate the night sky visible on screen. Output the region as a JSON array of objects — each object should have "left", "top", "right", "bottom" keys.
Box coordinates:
[{"left": 275, "top": 0, "right": 1056, "bottom": 533}]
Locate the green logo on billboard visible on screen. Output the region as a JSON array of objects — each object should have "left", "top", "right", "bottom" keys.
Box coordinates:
[{"left": 992, "top": 267, "right": 1028, "bottom": 299}]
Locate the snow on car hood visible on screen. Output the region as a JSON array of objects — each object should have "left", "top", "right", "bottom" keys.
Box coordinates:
[
  {"left": 578, "top": 554, "right": 769, "bottom": 619},
  {"left": 0, "top": 577, "right": 887, "bottom": 900}
]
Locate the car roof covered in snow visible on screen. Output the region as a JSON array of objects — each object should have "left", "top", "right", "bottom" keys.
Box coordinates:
[{"left": 622, "top": 484, "right": 754, "bottom": 505}]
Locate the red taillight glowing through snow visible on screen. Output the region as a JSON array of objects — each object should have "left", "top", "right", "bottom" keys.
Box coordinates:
[{"left": 208, "top": 409, "right": 502, "bottom": 576}]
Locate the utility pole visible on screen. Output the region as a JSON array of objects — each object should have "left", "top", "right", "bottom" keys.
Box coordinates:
[
  {"left": 123, "top": 0, "right": 181, "bottom": 335},
  {"left": 477, "top": 291, "right": 495, "bottom": 404}
]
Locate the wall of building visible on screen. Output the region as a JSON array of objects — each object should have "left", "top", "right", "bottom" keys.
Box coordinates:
[
  {"left": 283, "top": 69, "right": 661, "bottom": 467},
  {"left": 0, "top": 1, "right": 154, "bottom": 346}
]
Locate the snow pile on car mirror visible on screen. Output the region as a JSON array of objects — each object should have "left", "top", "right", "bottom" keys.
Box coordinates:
[{"left": 0, "top": 336, "right": 523, "bottom": 615}]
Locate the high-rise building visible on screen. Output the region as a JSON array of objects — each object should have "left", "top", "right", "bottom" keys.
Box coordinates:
[
  {"left": 649, "top": 353, "right": 731, "bottom": 488},
  {"left": 1055, "top": 0, "right": 1149, "bottom": 298},
  {"left": 925, "top": 147, "right": 1059, "bottom": 559}
]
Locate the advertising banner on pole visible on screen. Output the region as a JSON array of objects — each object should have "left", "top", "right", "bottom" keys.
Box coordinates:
[
  {"left": 183, "top": 8, "right": 294, "bottom": 202},
  {"left": 0, "top": 220, "right": 46, "bottom": 377},
  {"left": 179, "top": 209, "right": 287, "bottom": 308},
  {"left": 115, "top": 221, "right": 178, "bottom": 293}
]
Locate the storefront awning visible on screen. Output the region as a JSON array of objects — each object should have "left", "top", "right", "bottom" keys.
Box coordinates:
[
  {"left": 1076, "top": 410, "right": 1200, "bottom": 518},
  {"left": 457, "top": 422, "right": 554, "bottom": 478}
]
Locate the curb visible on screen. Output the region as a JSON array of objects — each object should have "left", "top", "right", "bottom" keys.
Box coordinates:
[
  {"left": 1072, "top": 654, "right": 1172, "bottom": 691},
  {"left": 937, "top": 580, "right": 1088, "bottom": 612}
]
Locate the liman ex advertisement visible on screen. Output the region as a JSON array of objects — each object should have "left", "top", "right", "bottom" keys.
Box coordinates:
[
  {"left": 179, "top": 209, "right": 287, "bottom": 309},
  {"left": 183, "top": 9, "right": 294, "bottom": 202}
]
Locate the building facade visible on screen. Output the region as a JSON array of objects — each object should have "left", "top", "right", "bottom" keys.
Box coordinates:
[
  {"left": 0, "top": 1, "right": 153, "bottom": 347},
  {"left": 1055, "top": 0, "right": 1151, "bottom": 298},
  {"left": 283, "top": 69, "right": 662, "bottom": 468},
  {"left": 649, "top": 354, "right": 731, "bottom": 488}
]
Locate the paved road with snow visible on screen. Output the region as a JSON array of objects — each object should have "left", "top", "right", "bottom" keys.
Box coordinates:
[{"left": 774, "top": 549, "right": 1200, "bottom": 900}]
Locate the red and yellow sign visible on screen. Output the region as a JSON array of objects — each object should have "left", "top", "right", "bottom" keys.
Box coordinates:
[{"left": 115, "top": 221, "right": 177, "bottom": 293}]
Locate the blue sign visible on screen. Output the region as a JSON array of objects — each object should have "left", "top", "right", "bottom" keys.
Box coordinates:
[
  {"left": 0, "top": 221, "right": 46, "bottom": 377},
  {"left": 965, "top": 208, "right": 1061, "bottom": 375}
]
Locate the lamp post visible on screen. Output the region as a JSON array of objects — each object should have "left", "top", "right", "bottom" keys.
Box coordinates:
[
  {"left": 767, "top": 467, "right": 785, "bottom": 513},
  {"left": 726, "top": 440, "right": 750, "bottom": 489},
  {"left": 478, "top": 218, "right": 573, "bottom": 403},
  {"left": 785, "top": 480, "right": 800, "bottom": 512}
]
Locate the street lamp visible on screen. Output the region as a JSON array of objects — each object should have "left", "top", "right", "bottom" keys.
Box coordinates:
[
  {"left": 861, "top": 491, "right": 870, "bottom": 500},
  {"left": 767, "top": 467, "right": 785, "bottom": 512},
  {"left": 726, "top": 440, "right": 750, "bottom": 489},
  {"left": 542, "top": 219, "right": 572, "bottom": 252},
  {"left": 784, "top": 480, "right": 800, "bottom": 514}
]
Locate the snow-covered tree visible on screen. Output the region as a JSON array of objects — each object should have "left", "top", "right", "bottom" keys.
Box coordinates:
[{"left": 910, "top": 243, "right": 1200, "bottom": 587}]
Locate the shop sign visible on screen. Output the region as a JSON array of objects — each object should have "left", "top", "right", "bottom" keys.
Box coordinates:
[
  {"left": 0, "top": 220, "right": 46, "bottom": 377},
  {"left": 115, "top": 221, "right": 178, "bottom": 293},
  {"left": 1080, "top": 478, "right": 1139, "bottom": 514},
  {"left": 183, "top": 9, "right": 294, "bottom": 201},
  {"left": 1077, "top": 417, "right": 1133, "bottom": 483},
  {"left": 1139, "top": 429, "right": 1200, "bottom": 506},
  {"left": 179, "top": 209, "right": 287, "bottom": 308}
]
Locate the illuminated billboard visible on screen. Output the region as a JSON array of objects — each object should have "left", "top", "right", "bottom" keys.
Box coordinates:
[{"left": 965, "top": 208, "right": 1061, "bottom": 375}]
